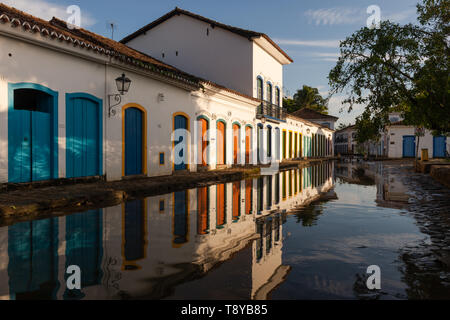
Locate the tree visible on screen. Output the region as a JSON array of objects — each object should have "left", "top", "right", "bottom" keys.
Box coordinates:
[
  {"left": 284, "top": 85, "right": 329, "bottom": 114},
  {"left": 355, "top": 110, "right": 383, "bottom": 156},
  {"left": 328, "top": 0, "right": 449, "bottom": 135}
]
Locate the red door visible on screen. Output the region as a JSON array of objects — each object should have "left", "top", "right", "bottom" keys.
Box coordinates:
[
  {"left": 217, "top": 183, "right": 226, "bottom": 226},
  {"left": 197, "top": 187, "right": 208, "bottom": 235},
  {"left": 245, "top": 126, "right": 252, "bottom": 164},
  {"left": 245, "top": 179, "right": 253, "bottom": 214},
  {"left": 217, "top": 121, "right": 226, "bottom": 165},
  {"left": 198, "top": 118, "right": 208, "bottom": 166},
  {"left": 232, "top": 181, "right": 240, "bottom": 221},
  {"left": 233, "top": 124, "right": 240, "bottom": 165}
]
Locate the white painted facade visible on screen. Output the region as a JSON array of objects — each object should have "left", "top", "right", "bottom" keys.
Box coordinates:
[
  {"left": 0, "top": 5, "right": 333, "bottom": 184},
  {"left": 384, "top": 125, "right": 450, "bottom": 159}
]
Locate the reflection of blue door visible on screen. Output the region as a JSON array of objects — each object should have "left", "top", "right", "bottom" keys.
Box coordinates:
[
  {"left": 8, "top": 218, "right": 59, "bottom": 299},
  {"left": 402, "top": 136, "right": 416, "bottom": 158},
  {"left": 174, "top": 115, "right": 188, "bottom": 170},
  {"left": 173, "top": 191, "right": 188, "bottom": 245},
  {"left": 8, "top": 85, "right": 57, "bottom": 183},
  {"left": 433, "top": 136, "right": 446, "bottom": 158},
  {"left": 124, "top": 200, "right": 146, "bottom": 263},
  {"left": 125, "top": 108, "right": 143, "bottom": 175},
  {"left": 66, "top": 94, "right": 102, "bottom": 178},
  {"left": 65, "top": 209, "right": 102, "bottom": 292}
]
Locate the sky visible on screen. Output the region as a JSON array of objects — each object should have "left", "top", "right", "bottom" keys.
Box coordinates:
[{"left": 3, "top": 0, "right": 419, "bottom": 125}]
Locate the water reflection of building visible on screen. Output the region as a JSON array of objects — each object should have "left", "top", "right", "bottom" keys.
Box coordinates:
[
  {"left": 0, "top": 161, "right": 334, "bottom": 300},
  {"left": 335, "top": 162, "right": 409, "bottom": 207}
]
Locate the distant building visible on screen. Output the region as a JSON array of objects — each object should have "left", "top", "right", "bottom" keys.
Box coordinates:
[
  {"left": 334, "top": 125, "right": 357, "bottom": 155},
  {"left": 290, "top": 108, "right": 338, "bottom": 130},
  {"left": 381, "top": 120, "right": 449, "bottom": 159},
  {"left": 341, "top": 112, "right": 450, "bottom": 158}
]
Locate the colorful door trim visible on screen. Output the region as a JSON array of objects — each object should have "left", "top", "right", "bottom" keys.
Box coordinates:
[
  {"left": 122, "top": 103, "right": 147, "bottom": 176},
  {"left": 8, "top": 82, "right": 58, "bottom": 182}
]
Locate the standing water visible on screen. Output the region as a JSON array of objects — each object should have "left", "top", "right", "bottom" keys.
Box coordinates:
[{"left": 0, "top": 161, "right": 448, "bottom": 300}]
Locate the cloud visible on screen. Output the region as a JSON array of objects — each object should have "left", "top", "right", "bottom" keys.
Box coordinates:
[
  {"left": 312, "top": 52, "right": 340, "bottom": 62},
  {"left": 2, "top": 0, "right": 96, "bottom": 27},
  {"left": 274, "top": 38, "right": 341, "bottom": 48},
  {"left": 384, "top": 8, "right": 416, "bottom": 23},
  {"left": 327, "top": 94, "right": 365, "bottom": 126},
  {"left": 305, "top": 6, "right": 417, "bottom": 26},
  {"left": 305, "top": 7, "right": 364, "bottom": 26}
]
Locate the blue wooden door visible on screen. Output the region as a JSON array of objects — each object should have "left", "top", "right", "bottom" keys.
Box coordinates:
[
  {"left": 433, "top": 136, "right": 446, "bottom": 158},
  {"left": 402, "top": 136, "right": 416, "bottom": 157},
  {"left": 174, "top": 115, "right": 188, "bottom": 170},
  {"left": 64, "top": 209, "right": 102, "bottom": 297},
  {"left": 8, "top": 218, "right": 59, "bottom": 299},
  {"left": 124, "top": 200, "right": 146, "bottom": 263},
  {"left": 173, "top": 191, "right": 188, "bottom": 245},
  {"left": 125, "top": 108, "right": 143, "bottom": 175},
  {"left": 9, "top": 91, "right": 53, "bottom": 182},
  {"left": 66, "top": 96, "right": 101, "bottom": 178}
]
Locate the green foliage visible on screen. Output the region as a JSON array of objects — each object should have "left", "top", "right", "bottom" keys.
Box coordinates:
[
  {"left": 355, "top": 110, "right": 383, "bottom": 144},
  {"left": 284, "top": 85, "right": 329, "bottom": 114},
  {"left": 328, "top": 0, "right": 449, "bottom": 135}
]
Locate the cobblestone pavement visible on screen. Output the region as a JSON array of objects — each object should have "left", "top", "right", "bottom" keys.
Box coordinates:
[{"left": 375, "top": 162, "right": 450, "bottom": 299}]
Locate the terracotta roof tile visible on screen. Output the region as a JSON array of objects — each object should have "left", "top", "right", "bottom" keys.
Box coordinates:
[
  {"left": 0, "top": 3, "right": 201, "bottom": 87},
  {"left": 0, "top": 3, "right": 264, "bottom": 102},
  {"left": 290, "top": 108, "right": 338, "bottom": 120}
]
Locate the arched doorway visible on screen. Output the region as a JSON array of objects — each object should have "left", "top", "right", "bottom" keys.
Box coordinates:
[
  {"left": 216, "top": 183, "right": 226, "bottom": 228},
  {"left": 173, "top": 113, "right": 189, "bottom": 171},
  {"left": 275, "top": 128, "right": 280, "bottom": 161},
  {"left": 245, "top": 125, "right": 252, "bottom": 165},
  {"left": 267, "top": 126, "right": 272, "bottom": 159},
  {"left": 217, "top": 120, "right": 226, "bottom": 165},
  {"left": 197, "top": 187, "right": 209, "bottom": 235},
  {"left": 197, "top": 116, "right": 209, "bottom": 167},
  {"left": 67, "top": 93, "right": 103, "bottom": 178},
  {"left": 123, "top": 105, "right": 147, "bottom": 176},
  {"left": 173, "top": 190, "right": 189, "bottom": 247},
  {"left": 232, "top": 123, "right": 240, "bottom": 165},
  {"left": 257, "top": 123, "right": 263, "bottom": 164},
  {"left": 8, "top": 83, "right": 58, "bottom": 182}
]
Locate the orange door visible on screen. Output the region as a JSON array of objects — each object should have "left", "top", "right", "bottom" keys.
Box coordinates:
[
  {"left": 232, "top": 181, "right": 240, "bottom": 221},
  {"left": 217, "top": 183, "right": 226, "bottom": 226},
  {"left": 198, "top": 118, "right": 208, "bottom": 166},
  {"left": 217, "top": 121, "right": 225, "bottom": 165},
  {"left": 245, "top": 126, "right": 252, "bottom": 164},
  {"left": 197, "top": 187, "right": 208, "bottom": 235},
  {"left": 233, "top": 124, "right": 240, "bottom": 165},
  {"left": 245, "top": 179, "right": 253, "bottom": 214}
]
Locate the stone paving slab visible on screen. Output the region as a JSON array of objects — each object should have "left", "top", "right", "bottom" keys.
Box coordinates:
[{"left": 0, "top": 158, "right": 334, "bottom": 220}]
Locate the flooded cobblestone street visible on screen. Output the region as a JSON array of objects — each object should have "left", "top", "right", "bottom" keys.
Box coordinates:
[{"left": 0, "top": 160, "right": 449, "bottom": 300}]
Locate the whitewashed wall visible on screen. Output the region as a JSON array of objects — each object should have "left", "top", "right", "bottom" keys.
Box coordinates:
[
  {"left": 252, "top": 42, "right": 283, "bottom": 101},
  {"left": 387, "top": 126, "right": 450, "bottom": 159},
  {"left": 0, "top": 26, "right": 259, "bottom": 183},
  {"left": 125, "top": 14, "right": 254, "bottom": 97}
]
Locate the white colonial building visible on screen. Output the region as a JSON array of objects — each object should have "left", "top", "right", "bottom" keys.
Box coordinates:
[
  {"left": 381, "top": 113, "right": 449, "bottom": 159},
  {"left": 0, "top": 4, "right": 333, "bottom": 184}
]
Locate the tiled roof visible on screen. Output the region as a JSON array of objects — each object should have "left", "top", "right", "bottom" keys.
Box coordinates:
[
  {"left": 335, "top": 124, "right": 356, "bottom": 132},
  {"left": 389, "top": 120, "right": 407, "bottom": 126},
  {"left": 286, "top": 114, "right": 335, "bottom": 131},
  {"left": 290, "top": 108, "right": 338, "bottom": 120},
  {"left": 120, "top": 7, "right": 293, "bottom": 63},
  {"left": 0, "top": 3, "right": 261, "bottom": 102},
  {"left": 0, "top": 3, "right": 201, "bottom": 87}
]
